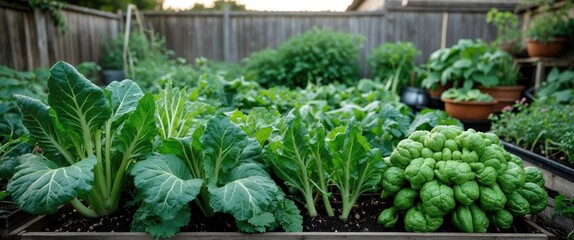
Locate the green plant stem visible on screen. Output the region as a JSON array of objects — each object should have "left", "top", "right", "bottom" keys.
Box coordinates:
[
  {"left": 340, "top": 186, "right": 351, "bottom": 220},
  {"left": 70, "top": 198, "right": 98, "bottom": 218},
  {"left": 94, "top": 130, "right": 108, "bottom": 196},
  {"left": 104, "top": 121, "right": 113, "bottom": 194},
  {"left": 313, "top": 157, "right": 334, "bottom": 216},
  {"left": 109, "top": 154, "right": 131, "bottom": 208}
]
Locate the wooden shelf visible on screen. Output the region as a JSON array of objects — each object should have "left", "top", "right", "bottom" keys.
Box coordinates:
[{"left": 514, "top": 57, "right": 573, "bottom": 90}]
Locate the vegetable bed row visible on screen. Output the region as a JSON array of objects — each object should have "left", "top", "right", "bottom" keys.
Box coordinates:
[{"left": 1, "top": 62, "right": 550, "bottom": 239}]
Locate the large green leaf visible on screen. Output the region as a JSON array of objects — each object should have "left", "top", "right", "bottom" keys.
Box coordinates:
[
  {"left": 105, "top": 80, "right": 143, "bottom": 122},
  {"left": 131, "top": 203, "right": 191, "bottom": 239},
  {"left": 208, "top": 163, "right": 278, "bottom": 221},
  {"left": 159, "top": 127, "right": 205, "bottom": 179},
  {"left": 328, "top": 119, "right": 372, "bottom": 176},
  {"left": 47, "top": 62, "right": 110, "bottom": 139},
  {"left": 200, "top": 115, "right": 261, "bottom": 185},
  {"left": 266, "top": 110, "right": 311, "bottom": 193},
  {"left": 327, "top": 119, "right": 384, "bottom": 218},
  {"left": 15, "top": 95, "right": 68, "bottom": 159},
  {"left": 116, "top": 93, "right": 157, "bottom": 158},
  {"left": 131, "top": 154, "right": 203, "bottom": 220},
  {"left": 7, "top": 154, "right": 96, "bottom": 214}
]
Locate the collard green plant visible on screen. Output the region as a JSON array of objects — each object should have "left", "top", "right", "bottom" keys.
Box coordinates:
[
  {"left": 264, "top": 109, "right": 334, "bottom": 217},
  {"left": 132, "top": 115, "right": 302, "bottom": 238},
  {"left": 327, "top": 118, "right": 384, "bottom": 219},
  {"left": 8, "top": 61, "right": 156, "bottom": 217}
]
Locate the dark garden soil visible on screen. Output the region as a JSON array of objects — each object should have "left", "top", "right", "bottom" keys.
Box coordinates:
[{"left": 41, "top": 194, "right": 546, "bottom": 234}]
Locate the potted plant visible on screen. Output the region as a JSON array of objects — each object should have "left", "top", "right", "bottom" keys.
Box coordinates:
[
  {"left": 441, "top": 88, "right": 497, "bottom": 121},
  {"left": 422, "top": 40, "right": 507, "bottom": 99},
  {"left": 524, "top": 5, "right": 574, "bottom": 57},
  {"left": 478, "top": 53, "right": 525, "bottom": 112},
  {"left": 486, "top": 8, "right": 522, "bottom": 55},
  {"left": 100, "top": 34, "right": 125, "bottom": 85},
  {"left": 399, "top": 65, "right": 430, "bottom": 111}
]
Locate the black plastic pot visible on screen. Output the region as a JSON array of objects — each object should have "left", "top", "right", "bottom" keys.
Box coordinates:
[
  {"left": 503, "top": 142, "right": 574, "bottom": 182},
  {"left": 400, "top": 87, "right": 429, "bottom": 111},
  {"left": 102, "top": 70, "right": 125, "bottom": 85}
]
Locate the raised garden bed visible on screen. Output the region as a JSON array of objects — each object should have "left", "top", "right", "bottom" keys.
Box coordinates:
[
  {"left": 7, "top": 195, "right": 555, "bottom": 240},
  {"left": 1, "top": 201, "right": 34, "bottom": 240}
]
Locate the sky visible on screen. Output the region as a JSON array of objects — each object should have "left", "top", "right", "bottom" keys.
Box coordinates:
[{"left": 163, "top": 0, "right": 354, "bottom": 11}]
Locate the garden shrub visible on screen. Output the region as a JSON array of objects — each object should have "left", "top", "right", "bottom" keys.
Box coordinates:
[
  {"left": 243, "top": 28, "right": 364, "bottom": 88},
  {"left": 368, "top": 42, "right": 420, "bottom": 86}
]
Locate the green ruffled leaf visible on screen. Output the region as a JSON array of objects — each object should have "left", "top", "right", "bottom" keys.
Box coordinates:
[
  {"left": 7, "top": 154, "right": 95, "bottom": 214},
  {"left": 131, "top": 154, "right": 203, "bottom": 220}
]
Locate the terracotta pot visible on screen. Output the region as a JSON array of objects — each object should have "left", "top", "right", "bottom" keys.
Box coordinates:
[
  {"left": 499, "top": 41, "right": 516, "bottom": 54},
  {"left": 526, "top": 37, "right": 568, "bottom": 57},
  {"left": 427, "top": 83, "right": 452, "bottom": 99},
  {"left": 442, "top": 98, "right": 497, "bottom": 121},
  {"left": 478, "top": 85, "right": 525, "bottom": 112}
]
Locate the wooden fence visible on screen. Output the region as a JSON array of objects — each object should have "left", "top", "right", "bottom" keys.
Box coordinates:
[
  {"left": 1, "top": 1, "right": 517, "bottom": 74},
  {"left": 142, "top": 1, "right": 514, "bottom": 75},
  {"left": 0, "top": 1, "right": 119, "bottom": 71}
]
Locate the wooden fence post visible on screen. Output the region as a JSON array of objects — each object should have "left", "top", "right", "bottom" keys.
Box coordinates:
[
  {"left": 223, "top": 4, "right": 231, "bottom": 62},
  {"left": 33, "top": 9, "right": 49, "bottom": 67}
]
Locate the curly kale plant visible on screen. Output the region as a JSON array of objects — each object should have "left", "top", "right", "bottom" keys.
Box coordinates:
[{"left": 377, "top": 125, "right": 548, "bottom": 232}]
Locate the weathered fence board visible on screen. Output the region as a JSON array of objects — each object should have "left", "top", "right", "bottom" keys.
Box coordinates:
[{"left": 0, "top": 1, "right": 119, "bottom": 71}]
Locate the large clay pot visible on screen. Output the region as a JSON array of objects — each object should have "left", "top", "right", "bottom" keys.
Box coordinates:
[
  {"left": 527, "top": 37, "right": 568, "bottom": 58},
  {"left": 478, "top": 85, "right": 525, "bottom": 112},
  {"left": 427, "top": 83, "right": 452, "bottom": 99},
  {"left": 442, "top": 98, "right": 498, "bottom": 121},
  {"left": 400, "top": 87, "right": 429, "bottom": 111}
]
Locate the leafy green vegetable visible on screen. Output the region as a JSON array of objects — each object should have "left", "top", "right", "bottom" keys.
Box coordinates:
[
  {"left": 134, "top": 115, "right": 303, "bottom": 237},
  {"left": 326, "top": 119, "right": 384, "bottom": 219},
  {"left": 9, "top": 62, "right": 155, "bottom": 217},
  {"left": 404, "top": 203, "right": 444, "bottom": 232},
  {"left": 264, "top": 109, "right": 334, "bottom": 217},
  {"left": 479, "top": 184, "right": 507, "bottom": 212},
  {"left": 453, "top": 180, "right": 480, "bottom": 206},
  {"left": 524, "top": 166, "right": 545, "bottom": 188},
  {"left": 378, "top": 125, "right": 548, "bottom": 233},
  {"left": 490, "top": 209, "right": 514, "bottom": 229},
  {"left": 404, "top": 158, "right": 436, "bottom": 189},
  {"left": 451, "top": 204, "right": 489, "bottom": 233},
  {"left": 378, "top": 207, "right": 399, "bottom": 228},
  {"left": 420, "top": 180, "right": 456, "bottom": 217}
]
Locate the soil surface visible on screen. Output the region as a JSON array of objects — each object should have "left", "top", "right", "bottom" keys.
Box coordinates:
[{"left": 42, "top": 194, "right": 544, "bottom": 234}]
